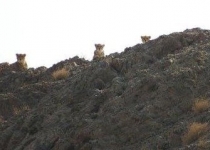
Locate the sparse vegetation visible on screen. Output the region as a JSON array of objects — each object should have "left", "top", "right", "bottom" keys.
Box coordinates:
[
  {"left": 1, "top": 28, "right": 210, "bottom": 149},
  {"left": 198, "top": 139, "right": 210, "bottom": 149},
  {"left": 13, "top": 105, "right": 30, "bottom": 115},
  {"left": 182, "top": 122, "right": 208, "bottom": 145},
  {"left": 192, "top": 99, "right": 210, "bottom": 113},
  {"left": 52, "top": 68, "right": 69, "bottom": 80}
]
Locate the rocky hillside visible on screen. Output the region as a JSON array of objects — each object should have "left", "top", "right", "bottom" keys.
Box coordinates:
[{"left": 1, "top": 28, "right": 210, "bottom": 150}]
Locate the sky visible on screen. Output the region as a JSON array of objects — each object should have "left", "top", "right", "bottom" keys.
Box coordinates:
[{"left": 0, "top": 0, "right": 209, "bottom": 68}]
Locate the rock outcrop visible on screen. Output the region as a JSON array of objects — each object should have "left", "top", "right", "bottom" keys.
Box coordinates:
[{"left": 1, "top": 28, "right": 210, "bottom": 149}]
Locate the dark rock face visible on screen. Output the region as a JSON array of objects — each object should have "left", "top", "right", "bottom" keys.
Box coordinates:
[{"left": 1, "top": 28, "right": 210, "bottom": 149}]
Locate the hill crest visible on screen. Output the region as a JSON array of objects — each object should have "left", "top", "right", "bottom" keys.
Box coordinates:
[{"left": 1, "top": 27, "right": 210, "bottom": 149}]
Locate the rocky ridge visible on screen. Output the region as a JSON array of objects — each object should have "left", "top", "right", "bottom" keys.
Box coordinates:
[{"left": 0, "top": 28, "right": 210, "bottom": 149}]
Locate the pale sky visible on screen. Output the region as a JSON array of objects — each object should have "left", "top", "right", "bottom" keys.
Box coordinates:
[{"left": 0, "top": 0, "right": 209, "bottom": 68}]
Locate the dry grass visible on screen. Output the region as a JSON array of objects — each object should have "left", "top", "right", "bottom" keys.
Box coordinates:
[
  {"left": 52, "top": 68, "right": 69, "bottom": 80},
  {"left": 182, "top": 122, "right": 208, "bottom": 145},
  {"left": 198, "top": 139, "right": 210, "bottom": 149},
  {"left": 13, "top": 105, "right": 30, "bottom": 115},
  {"left": 192, "top": 99, "right": 210, "bottom": 113}
]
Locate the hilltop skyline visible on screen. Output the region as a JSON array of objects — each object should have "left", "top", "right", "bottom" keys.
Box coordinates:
[{"left": 0, "top": 0, "right": 209, "bottom": 68}]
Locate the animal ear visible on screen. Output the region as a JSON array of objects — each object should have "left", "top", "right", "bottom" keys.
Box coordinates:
[
  {"left": 148, "top": 36, "right": 151, "bottom": 39},
  {"left": 95, "top": 44, "right": 98, "bottom": 48},
  {"left": 102, "top": 44, "right": 105, "bottom": 48},
  {"left": 23, "top": 54, "right": 26, "bottom": 57}
]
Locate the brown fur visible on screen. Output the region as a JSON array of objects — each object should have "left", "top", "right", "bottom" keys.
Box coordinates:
[
  {"left": 93, "top": 44, "right": 105, "bottom": 61},
  {"left": 10, "top": 54, "right": 28, "bottom": 71},
  {"left": 141, "top": 36, "right": 151, "bottom": 43}
]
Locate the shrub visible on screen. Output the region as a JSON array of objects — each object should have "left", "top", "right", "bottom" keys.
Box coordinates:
[
  {"left": 192, "top": 99, "right": 210, "bottom": 113},
  {"left": 182, "top": 122, "right": 208, "bottom": 145},
  {"left": 52, "top": 68, "right": 69, "bottom": 80}
]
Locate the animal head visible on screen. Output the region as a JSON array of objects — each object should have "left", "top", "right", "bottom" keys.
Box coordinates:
[
  {"left": 95, "top": 44, "right": 105, "bottom": 51},
  {"left": 16, "top": 54, "right": 26, "bottom": 63},
  {"left": 141, "top": 36, "right": 151, "bottom": 43}
]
